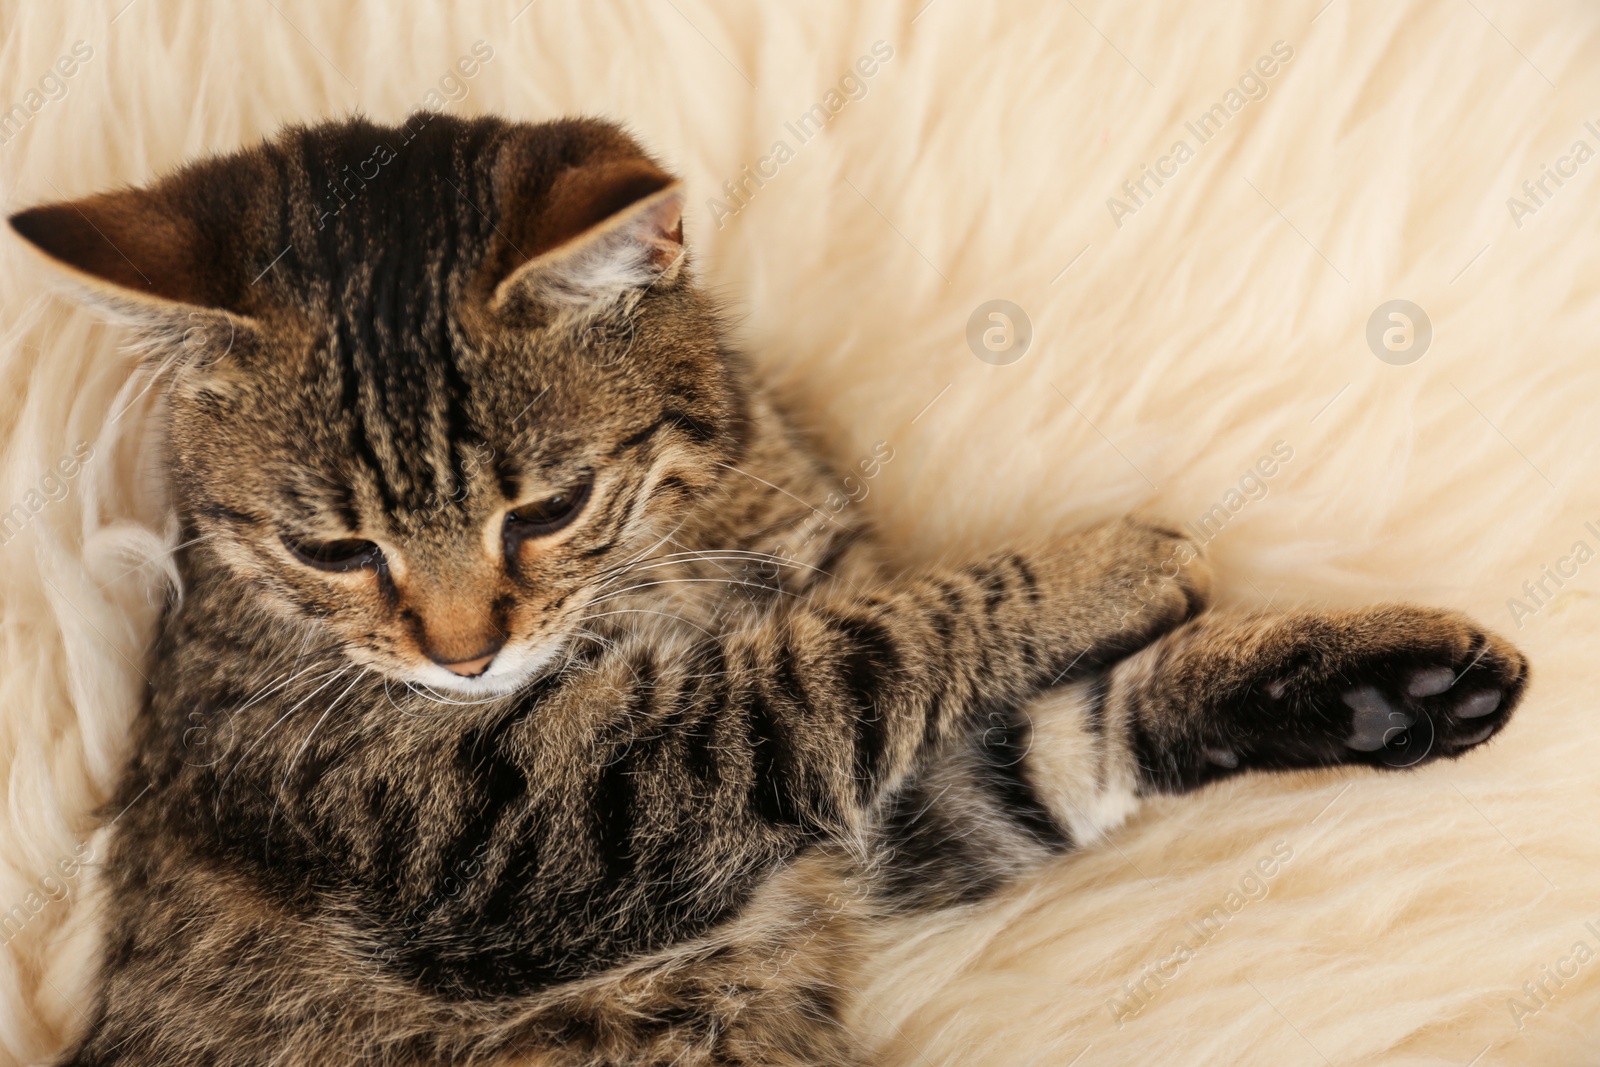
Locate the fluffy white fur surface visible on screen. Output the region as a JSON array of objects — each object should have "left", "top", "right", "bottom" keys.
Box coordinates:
[{"left": 2, "top": 1, "right": 1597, "bottom": 1063}]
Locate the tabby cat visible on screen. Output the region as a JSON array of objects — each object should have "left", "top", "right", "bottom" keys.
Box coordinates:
[{"left": 10, "top": 115, "right": 1527, "bottom": 1066}]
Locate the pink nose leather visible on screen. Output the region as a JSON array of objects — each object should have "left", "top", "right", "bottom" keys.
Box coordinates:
[{"left": 442, "top": 654, "right": 495, "bottom": 677}]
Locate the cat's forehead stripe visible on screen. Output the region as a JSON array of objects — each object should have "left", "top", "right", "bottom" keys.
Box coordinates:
[{"left": 269, "top": 122, "right": 503, "bottom": 515}]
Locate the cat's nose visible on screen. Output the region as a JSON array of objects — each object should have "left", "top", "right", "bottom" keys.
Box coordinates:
[
  {"left": 442, "top": 654, "right": 495, "bottom": 677},
  {"left": 428, "top": 637, "right": 505, "bottom": 677}
]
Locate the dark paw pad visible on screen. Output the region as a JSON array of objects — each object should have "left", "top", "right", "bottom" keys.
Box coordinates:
[
  {"left": 1332, "top": 652, "right": 1523, "bottom": 768},
  {"left": 1341, "top": 686, "right": 1412, "bottom": 752}
]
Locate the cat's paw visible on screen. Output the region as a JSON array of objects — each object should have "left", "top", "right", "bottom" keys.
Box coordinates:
[
  {"left": 1256, "top": 608, "right": 1529, "bottom": 769},
  {"left": 1097, "top": 516, "right": 1213, "bottom": 634},
  {"left": 1332, "top": 640, "right": 1525, "bottom": 767},
  {"left": 1031, "top": 516, "right": 1212, "bottom": 678}
]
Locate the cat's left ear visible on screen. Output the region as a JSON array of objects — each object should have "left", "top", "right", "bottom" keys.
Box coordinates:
[
  {"left": 8, "top": 182, "right": 265, "bottom": 365},
  {"left": 489, "top": 153, "right": 686, "bottom": 315}
]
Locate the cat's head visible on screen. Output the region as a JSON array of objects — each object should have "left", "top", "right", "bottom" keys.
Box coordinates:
[{"left": 9, "top": 115, "right": 746, "bottom": 696}]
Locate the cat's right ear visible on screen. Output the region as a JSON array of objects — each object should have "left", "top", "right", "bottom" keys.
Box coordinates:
[
  {"left": 7, "top": 187, "right": 260, "bottom": 345},
  {"left": 486, "top": 148, "right": 686, "bottom": 317}
]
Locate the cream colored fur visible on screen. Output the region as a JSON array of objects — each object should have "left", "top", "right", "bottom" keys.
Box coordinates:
[{"left": 2, "top": 1, "right": 1597, "bottom": 1063}]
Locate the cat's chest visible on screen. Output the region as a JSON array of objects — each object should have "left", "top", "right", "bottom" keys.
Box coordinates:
[{"left": 158, "top": 661, "right": 804, "bottom": 999}]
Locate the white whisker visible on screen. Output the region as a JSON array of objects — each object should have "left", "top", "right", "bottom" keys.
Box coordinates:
[
  {"left": 714, "top": 462, "right": 842, "bottom": 528},
  {"left": 280, "top": 668, "right": 367, "bottom": 788},
  {"left": 406, "top": 680, "right": 512, "bottom": 708},
  {"left": 588, "top": 576, "right": 802, "bottom": 608},
  {"left": 230, "top": 652, "right": 343, "bottom": 720},
  {"left": 216, "top": 666, "right": 351, "bottom": 802},
  {"left": 577, "top": 608, "right": 719, "bottom": 640}
]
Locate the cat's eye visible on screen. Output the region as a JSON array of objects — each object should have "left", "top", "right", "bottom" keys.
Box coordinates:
[
  {"left": 283, "top": 535, "right": 386, "bottom": 574},
  {"left": 504, "top": 481, "right": 592, "bottom": 542}
]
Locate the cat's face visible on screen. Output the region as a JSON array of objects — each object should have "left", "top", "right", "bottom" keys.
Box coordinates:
[{"left": 10, "top": 116, "right": 745, "bottom": 696}]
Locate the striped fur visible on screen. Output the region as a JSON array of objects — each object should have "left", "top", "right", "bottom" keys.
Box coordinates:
[{"left": 8, "top": 117, "right": 1527, "bottom": 1066}]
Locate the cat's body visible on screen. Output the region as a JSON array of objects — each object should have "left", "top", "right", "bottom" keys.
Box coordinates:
[{"left": 10, "top": 116, "right": 1526, "bottom": 1066}]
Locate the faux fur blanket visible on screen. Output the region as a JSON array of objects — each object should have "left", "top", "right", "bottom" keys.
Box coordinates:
[{"left": 1, "top": 1, "right": 1596, "bottom": 1063}]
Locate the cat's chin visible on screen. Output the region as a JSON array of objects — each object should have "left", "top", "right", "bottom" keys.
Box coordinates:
[{"left": 403, "top": 639, "right": 569, "bottom": 702}]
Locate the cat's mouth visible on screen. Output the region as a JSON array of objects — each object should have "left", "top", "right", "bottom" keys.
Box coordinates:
[{"left": 402, "top": 637, "right": 569, "bottom": 700}]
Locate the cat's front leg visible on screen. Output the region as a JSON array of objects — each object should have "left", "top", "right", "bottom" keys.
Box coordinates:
[
  {"left": 642, "top": 513, "right": 1212, "bottom": 833},
  {"left": 798, "top": 514, "right": 1212, "bottom": 672}
]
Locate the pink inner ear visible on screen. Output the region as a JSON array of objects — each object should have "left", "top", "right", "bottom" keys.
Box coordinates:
[
  {"left": 492, "top": 153, "right": 681, "bottom": 284},
  {"left": 8, "top": 191, "right": 211, "bottom": 307},
  {"left": 643, "top": 196, "right": 684, "bottom": 269}
]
